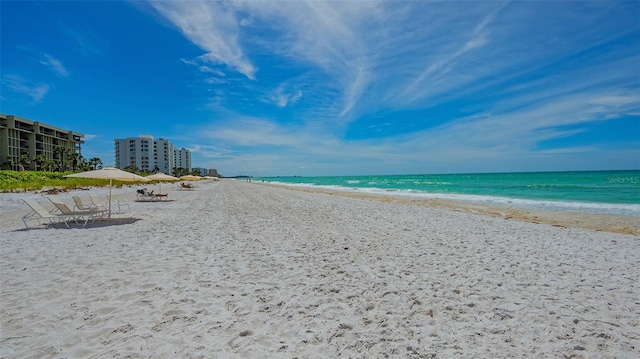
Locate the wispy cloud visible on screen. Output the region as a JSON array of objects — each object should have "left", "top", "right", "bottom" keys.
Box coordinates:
[
  {"left": 1, "top": 74, "right": 50, "bottom": 104},
  {"left": 269, "top": 82, "right": 303, "bottom": 108},
  {"left": 189, "top": 73, "right": 639, "bottom": 175},
  {"left": 397, "top": 2, "right": 504, "bottom": 102},
  {"left": 40, "top": 54, "right": 70, "bottom": 77},
  {"left": 148, "top": 0, "right": 384, "bottom": 121},
  {"left": 149, "top": 0, "right": 257, "bottom": 80}
]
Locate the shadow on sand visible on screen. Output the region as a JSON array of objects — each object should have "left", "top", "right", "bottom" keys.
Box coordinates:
[{"left": 14, "top": 217, "right": 143, "bottom": 231}]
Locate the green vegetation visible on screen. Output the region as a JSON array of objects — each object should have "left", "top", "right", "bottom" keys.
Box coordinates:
[
  {"left": 0, "top": 170, "right": 144, "bottom": 192},
  {"left": 2, "top": 150, "right": 103, "bottom": 172}
]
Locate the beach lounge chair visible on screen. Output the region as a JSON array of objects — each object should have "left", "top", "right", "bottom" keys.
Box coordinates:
[
  {"left": 136, "top": 188, "right": 156, "bottom": 201},
  {"left": 21, "top": 198, "right": 67, "bottom": 229},
  {"left": 46, "top": 197, "right": 104, "bottom": 227},
  {"left": 154, "top": 193, "right": 169, "bottom": 201},
  {"left": 73, "top": 196, "right": 108, "bottom": 219},
  {"left": 107, "top": 193, "right": 131, "bottom": 212},
  {"left": 89, "top": 195, "right": 107, "bottom": 211},
  {"left": 72, "top": 196, "right": 96, "bottom": 211},
  {"left": 179, "top": 182, "right": 194, "bottom": 190}
]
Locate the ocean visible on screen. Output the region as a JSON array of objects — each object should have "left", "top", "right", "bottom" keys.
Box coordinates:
[{"left": 255, "top": 170, "right": 640, "bottom": 216}]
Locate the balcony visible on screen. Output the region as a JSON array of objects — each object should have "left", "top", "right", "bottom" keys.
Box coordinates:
[
  {"left": 16, "top": 123, "right": 34, "bottom": 132},
  {"left": 40, "top": 128, "right": 55, "bottom": 136}
]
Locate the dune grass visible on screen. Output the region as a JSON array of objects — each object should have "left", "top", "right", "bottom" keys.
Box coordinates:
[{"left": 0, "top": 170, "right": 149, "bottom": 193}]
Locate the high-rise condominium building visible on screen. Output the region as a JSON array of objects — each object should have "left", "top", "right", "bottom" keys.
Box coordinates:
[
  {"left": 175, "top": 147, "right": 191, "bottom": 171},
  {"left": 114, "top": 135, "right": 190, "bottom": 174},
  {"left": 155, "top": 138, "right": 176, "bottom": 175},
  {"left": 0, "top": 113, "right": 84, "bottom": 170}
]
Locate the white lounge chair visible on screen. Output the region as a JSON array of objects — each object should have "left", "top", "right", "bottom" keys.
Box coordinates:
[
  {"left": 46, "top": 197, "right": 104, "bottom": 227},
  {"left": 73, "top": 196, "right": 108, "bottom": 219},
  {"left": 89, "top": 195, "right": 107, "bottom": 211},
  {"left": 21, "top": 198, "right": 66, "bottom": 229},
  {"left": 108, "top": 193, "right": 131, "bottom": 212}
]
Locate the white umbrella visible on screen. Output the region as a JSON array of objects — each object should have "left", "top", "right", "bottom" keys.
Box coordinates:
[
  {"left": 145, "top": 173, "right": 179, "bottom": 193},
  {"left": 64, "top": 167, "right": 150, "bottom": 219},
  {"left": 179, "top": 174, "right": 202, "bottom": 181}
]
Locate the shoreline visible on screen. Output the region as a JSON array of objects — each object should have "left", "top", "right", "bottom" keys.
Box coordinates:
[{"left": 257, "top": 182, "right": 640, "bottom": 236}]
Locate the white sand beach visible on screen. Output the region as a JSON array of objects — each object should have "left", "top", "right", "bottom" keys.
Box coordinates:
[{"left": 1, "top": 180, "right": 639, "bottom": 358}]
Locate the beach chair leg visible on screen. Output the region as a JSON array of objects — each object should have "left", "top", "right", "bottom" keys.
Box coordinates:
[
  {"left": 61, "top": 217, "right": 72, "bottom": 229},
  {"left": 79, "top": 216, "right": 90, "bottom": 228},
  {"left": 22, "top": 217, "right": 32, "bottom": 230},
  {"left": 22, "top": 212, "right": 34, "bottom": 229}
]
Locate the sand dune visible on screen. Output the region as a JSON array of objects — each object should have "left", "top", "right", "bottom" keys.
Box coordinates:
[{"left": 1, "top": 180, "right": 638, "bottom": 358}]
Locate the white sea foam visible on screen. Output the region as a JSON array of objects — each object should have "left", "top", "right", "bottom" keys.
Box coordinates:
[{"left": 269, "top": 181, "right": 640, "bottom": 216}]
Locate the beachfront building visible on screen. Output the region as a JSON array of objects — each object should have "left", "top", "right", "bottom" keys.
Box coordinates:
[
  {"left": 0, "top": 113, "right": 84, "bottom": 170},
  {"left": 175, "top": 147, "right": 191, "bottom": 171},
  {"left": 154, "top": 138, "right": 176, "bottom": 175},
  {"left": 193, "top": 167, "right": 210, "bottom": 177},
  {"left": 114, "top": 135, "right": 190, "bottom": 174},
  {"left": 115, "top": 135, "right": 154, "bottom": 172}
]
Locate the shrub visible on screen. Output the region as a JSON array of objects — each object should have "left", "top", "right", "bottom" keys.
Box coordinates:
[{"left": 0, "top": 170, "right": 140, "bottom": 192}]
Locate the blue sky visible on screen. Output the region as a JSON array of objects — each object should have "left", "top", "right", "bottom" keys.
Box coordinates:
[{"left": 1, "top": 0, "right": 639, "bottom": 176}]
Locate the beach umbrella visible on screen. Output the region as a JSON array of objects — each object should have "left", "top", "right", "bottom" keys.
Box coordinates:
[
  {"left": 64, "top": 167, "right": 150, "bottom": 219},
  {"left": 179, "top": 174, "right": 202, "bottom": 181},
  {"left": 145, "top": 173, "right": 179, "bottom": 193}
]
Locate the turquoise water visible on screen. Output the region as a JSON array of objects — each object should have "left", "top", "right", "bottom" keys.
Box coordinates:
[{"left": 255, "top": 170, "right": 640, "bottom": 216}]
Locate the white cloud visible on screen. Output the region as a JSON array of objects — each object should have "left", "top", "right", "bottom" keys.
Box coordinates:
[
  {"left": 188, "top": 74, "right": 639, "bottom": 175},
  {"left": 40, "top": 54, "right": 69, "bottom": 77},
  {"left": 1, "top": 74, "right": 50, "bottom": 103},
  {"left": 149, "top": 0, "right": 256, "bottom": 80},
  {"left": 269, "top": 82, "right": 303, "bottom": 108}
]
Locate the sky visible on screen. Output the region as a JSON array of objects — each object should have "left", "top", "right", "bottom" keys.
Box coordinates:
[{"left": 1, "top": 0, "right": 639, "bottom": 177}]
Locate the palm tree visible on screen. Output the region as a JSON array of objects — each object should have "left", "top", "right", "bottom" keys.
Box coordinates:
[
  {"left": 69, "top": 153, "right": 81, "bottom": 171},
  {"left": 33, "top": 154, "right": 48, "bottom": 171},
  {"left": 43, "top": 159, "right": 56, "bottom": 172},
  {"left": 53, "top": 147, "right": 61, "bottom": 170},
  {"left": 88, "top": 157, "right": 102, "bottom": 170},
  {"left": 171, "top": 167, "right": 188, "bottom": 177},
  {"left": 124, "top": 165, "right": 139, "bottom": 174},
  {"left": 19, "top": 151, "right": 30, "bottom": 171},
  {"left": 53, "top": 147, "right": 66, "bottom": 171},
  {"left": 77, "top": 158, "right": 90, "bottom": 171},
  {"left": 63, "top": 147, "right": 72, "bottom": 170}
]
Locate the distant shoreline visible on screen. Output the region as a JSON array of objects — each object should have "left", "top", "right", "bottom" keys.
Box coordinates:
[{"left": 257, "top": 181, "right": 640, "bottom": 236}]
